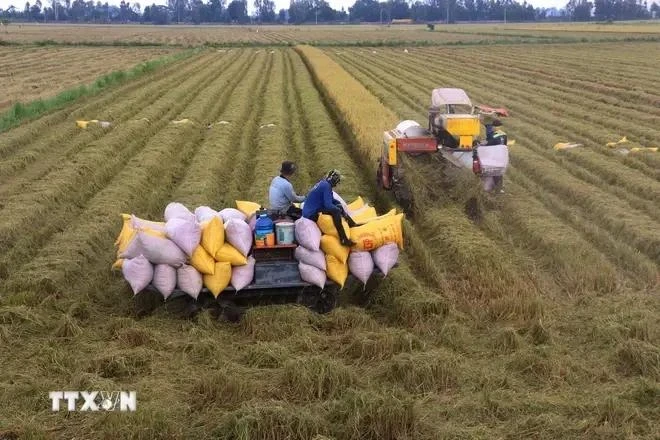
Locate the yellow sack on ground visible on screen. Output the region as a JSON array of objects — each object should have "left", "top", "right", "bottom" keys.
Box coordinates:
[
  {"left": 346, "top": 196, "right": 365, "bottom": 211},
  {"left": 351, "top": 206, "right": 378, "bottom": 224},
  {"left": 204, "top": 262, "right": 232, "bottom": 298},
  {"left": 215, "top": 243, "right": 248, "bottom": 266},
  {"left": 190, "top": 245, "right": 215, "bottom": 275},
  {"left": 76, "top": 119, "right": 98, "bottom": 129},
  {"left": 320, "top": 235, "right": 350, "bottom": 264},
  {"left": 201, "top": 216, "right": 224, "bottom": 257},
  {"left": 111, "top": 259, "right": 124, "bottom": 271},
  {"left": 317, "top": 214, "right": 350, "bottom": 239},
  {"left": 605, "top": 136, "right": 628, "bottom": 148},
  {"left": 236, "top": 200, "right": 261, "bottom": 218},
  {"left": 326, "top": 255, "right": 349, "bottom": 288},
  {"left": 350, "top": 213, "right": 404, "bottom": 252}
]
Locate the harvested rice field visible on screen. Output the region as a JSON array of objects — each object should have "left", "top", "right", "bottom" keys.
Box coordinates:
[
  {"left": 1, "top": 22, "right": 659, "bottom": 46},
  {"left": 0, "top": 30, "right": 658, "bottom": 440},
  {"left": 0, "top": 46, "right": 179, "bottom": 110}
]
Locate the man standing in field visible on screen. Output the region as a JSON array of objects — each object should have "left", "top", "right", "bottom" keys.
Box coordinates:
[
  {"left": 302, "top": 169, "right": 358, "bottom": 247},
  {"left": 269, "top": 161, "right": 306, "bottom": 219}
]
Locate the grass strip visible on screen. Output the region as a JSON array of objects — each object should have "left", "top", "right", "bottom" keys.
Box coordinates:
[{"left": 0, "top": 48, "right": 197, "bottom": 134}]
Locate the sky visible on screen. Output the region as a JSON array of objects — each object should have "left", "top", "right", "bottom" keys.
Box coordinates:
[{"left": 0, "top": 0, "right": 570, "bottom": 13}]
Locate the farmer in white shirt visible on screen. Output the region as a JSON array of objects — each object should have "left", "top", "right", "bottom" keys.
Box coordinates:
[{"left": 269, "top": 161, "right": 306, "bottom": 219}]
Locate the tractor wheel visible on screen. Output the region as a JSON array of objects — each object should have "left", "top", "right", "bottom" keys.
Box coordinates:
[
  {"left": 314, "top": 289, "right": 337, "bottom": 314},
  {"left": 391, "top": 166, "right": 413, "bottom": 213},
  {"left": 376, "top": 159, "right": 383, "bottom": 188}
]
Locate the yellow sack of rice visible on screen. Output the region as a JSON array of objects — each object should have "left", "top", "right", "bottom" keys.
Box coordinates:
[
  {"left": 350, "top": 213, "right": 404, "bottom": 252},
  {"left": 200, "top": 216, "right": 224, "bottom": 257},
  {"left": 362, "top": 209, "right": 396, "bottom": 224},
  {"left": 204, "top": 262, "right": 232, "bottom": 298},
  {"left": 326, "top": 255, "right": 349, "bottom": 288},
  {"left": 215, "top": 243, "right": 248, "bottom": 266},
  {"left": 235, "top": 200, "right": 261, "bottom": 218},
  {"left": 190, "top": 245, "right": 215, "bottom": 275},
  {"left": 346, "top": 196, "right": 365, "bottom": 212},
  {"left": 115, "top": 214, "right": 136, "bottom": 254},
  {"left": 351, "top": 206, "right": 378, "bottom": 224},
  {"left": 320, "top": 235, "right": 350, "bottom": 264},
  {"left": 317, "top": 214, "right": 350, "bottom": 239}
]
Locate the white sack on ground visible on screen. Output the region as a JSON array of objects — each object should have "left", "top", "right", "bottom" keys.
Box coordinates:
[
  {"left": 231, "top": 256, "right": 256, "bottom": 291},
  {"left": 164, "top": 202, "right": 195, "bottom": 222},
  {"left": 153, "top": 264, "right": 176, "bottom": 299},
  {"left": 166, "top": 217, "right": 201, "bottom": 256},
  {"left": 219, "top": 208, "right": 247, "bottom": 223},
  {"left": 299, "top": 262, "right": 326, "bottom": 289},
  {"left": 225, "top": 218, "right": 252, "bottom": 257},
  {"left": 372, "top": 243, "right": 399, "bottom": 276},
  {"left": 294, "top": 246, "right": 326, "bottom": 271},
  {"left": 176, "top": 264, "right": 203, "bottom": 299},
  {"left": 294, "top": 217, "right": 321, "bottom": 251},
  {"left": 122, "top": 255, "right": 153, "bottom": 295},
  {"left": 349, "top": 251, "right": 374, "bottom": 285}
]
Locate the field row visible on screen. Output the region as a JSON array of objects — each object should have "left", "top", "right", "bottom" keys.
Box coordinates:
[{"left": 0, "top": 46, "right": 178, "bottom": 110}]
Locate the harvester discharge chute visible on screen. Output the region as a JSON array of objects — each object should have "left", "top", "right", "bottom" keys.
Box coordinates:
[{"left": 377, "top": 88, "right": 509, "bottom": 213}]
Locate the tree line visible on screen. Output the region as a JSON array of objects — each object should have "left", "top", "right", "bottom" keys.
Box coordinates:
[{"left": 0, "top": 0, "right": 657, "bottom": 24}]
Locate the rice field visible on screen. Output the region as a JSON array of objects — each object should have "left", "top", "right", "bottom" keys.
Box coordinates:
[
  {"left": 0, "top": 46, "right": 178, "bottom": 110},
  {"left": 0, "top": 28, "right": 658, "bottom": 440},
  {"left": 2, "top": 22, "right": 659, "bottom": 46}
]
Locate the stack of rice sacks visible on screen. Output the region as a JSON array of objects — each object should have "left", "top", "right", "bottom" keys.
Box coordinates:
[
  {"left": 113, "top": 201, "right": 259, "bottom": 299},
  {"left": 293, "top": 216, "right": 326, "bottom": 288},
  {"left": 295, "top": 193, "right": 403, "bottom": 290},
  {"left": 342, "top": 196, "right": 404, "bottom": 286}
]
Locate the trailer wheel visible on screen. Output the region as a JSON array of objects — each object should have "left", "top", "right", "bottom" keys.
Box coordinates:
[{"left": 314, "top": 290, "right": 337, "bottom": 314}]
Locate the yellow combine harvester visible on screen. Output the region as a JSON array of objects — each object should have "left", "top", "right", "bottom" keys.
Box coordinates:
[{"left": 377, "top": 88, "right": 510, "bottom": 211}]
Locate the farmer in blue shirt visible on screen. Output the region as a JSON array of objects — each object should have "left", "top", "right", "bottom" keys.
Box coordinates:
[
  {"left": 269, "top": 161, "right": 306, "bottom": 219},
  {"left": 303, "top": 169, "right": 358, "bottom": 247}
]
